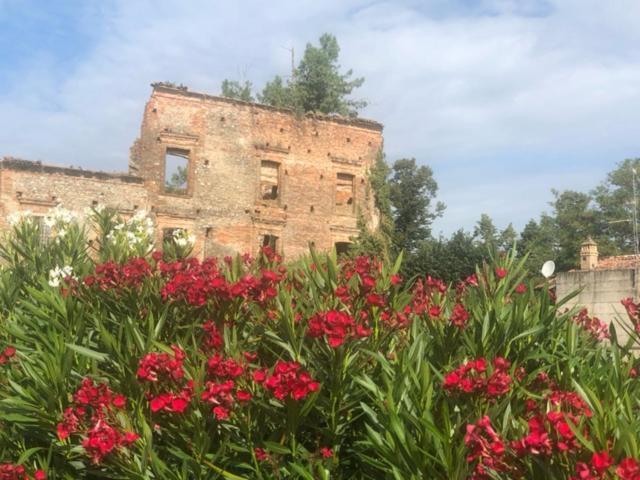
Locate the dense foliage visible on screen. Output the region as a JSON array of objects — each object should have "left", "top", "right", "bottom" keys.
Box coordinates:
[
  {"left": 221, "top": 33, "right": 366, "bottom": 117},
  {"left": 1, "top": 207, "right": 640, "bottom": 479}
]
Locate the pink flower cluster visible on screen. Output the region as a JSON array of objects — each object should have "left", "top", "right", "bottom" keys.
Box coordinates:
[
  {"left": 512, "top": 389, "right": 592, "bottom": 457},
  {"left": 443, "top": 357, "right": 513, "bottom": 399},
  {"left": 572, "top": 309, "right": 610, "bottom": 341},
  {"left": 0, "top": 465, "right": 45, "bottom": 480},
  {"left": 0, "top": 346, "right": 16, "bottom": 365},
  {"left": 256, "top": 361, "right": 320, "bottom": 401},
  {"left": 202, "top": 353, "right": 251, "bottom": 420},
  {"left": 159, "top": 257, "right": 285, "bottom": 307},
  {"left": 412, "top": 276, "right": 472, "bottom": 329},
  {"left": 84, "top": 258, "right": 152, "bottom": 290},
  {"left": 464, "top": 416, "right": 510, "bottom": 479},
  {"left": 622, "top": 298, "right": 640, "bottom": 335},
  {"left": 57, "top": 378, "right": 138, "bottom": 463},
  {"left": 307, "top": 310, "right": 371, "bottom": 347},
  {"left": 570, "top": 452, "right": 640, "bottom": 480},
  {"left": 137, "top": 345, "right": 192, "bottom": 414}
]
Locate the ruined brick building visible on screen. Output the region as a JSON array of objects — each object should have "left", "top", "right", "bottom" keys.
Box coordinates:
[{"left": 0, "top": 83, "right": 384, "bottom": 258}]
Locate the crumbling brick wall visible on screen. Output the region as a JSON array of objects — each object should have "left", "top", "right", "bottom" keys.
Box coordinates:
[
  {"left": 130, "top": 84, "right": 383, "bottom": 258},
  {"left": 0, "top": 84, "right": 384, "bottom": 259},
  {"left": 0, "top": 158, "right": 148, "bottom": 225}
]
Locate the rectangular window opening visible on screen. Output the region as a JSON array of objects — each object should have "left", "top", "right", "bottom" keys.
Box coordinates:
[
  {"left": 260, "top": 160, "right": 280, "bottom": 201},
  {"left": 164, "top": 148, "right": 190, "bottom": 194},
  {"left": 261, "top": 234, "right": 279, "bottom": 251},
  {"left": 336, "top": 173, "right": 355, "bottom": 210},
  {"left": 335, "top": 241, "right": 352, "bottom": 256}
]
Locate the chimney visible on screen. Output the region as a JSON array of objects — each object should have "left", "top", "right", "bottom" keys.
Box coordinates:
[{"left": 580, "top": 237, "right": 598, "bottom": 270}]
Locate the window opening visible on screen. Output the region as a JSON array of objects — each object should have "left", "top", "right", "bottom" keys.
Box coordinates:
[
  {"left": 164, "top": 148, "right": 189, "bottom": 194},
  {"left": 335, "top": 242, "right": 352, "bottom": 256},
  {"left": 261, "top": 234, "right": 279, "bottom": 251},
  {"left": 260, "top": 160, "right": 280, "bottom": 201},
  {"left": 336, "top": 173, "right": 355, "bottom": 210}
]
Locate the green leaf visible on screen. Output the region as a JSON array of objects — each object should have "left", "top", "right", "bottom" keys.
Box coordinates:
[{"left": 65, "top": 343, "right": 109, "bottom": 362}]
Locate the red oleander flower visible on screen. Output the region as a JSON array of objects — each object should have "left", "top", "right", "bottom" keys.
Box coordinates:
[
  {"left": 213, "top": 405, "right": 229, "bottom": 420},
  {"left": 203, "top": 321, "right": 223, "bottom": 350},
  {"left": 464, "top": 416, "right": 510, "bottom": 479},
  {"left": 449, "top": 303, "right": 470, "bottom": 328},
  {"left": 0, "top": 464, "right": 46, "bottom": 480},
  {"left": 263, "top": 361, "right": 319, "bottom": 401},
  {"left": 207, "top": 353, "right": 244, "bottom": 379},
  {"left": 236, "top": 390, "right": 252, "bottom": 402},
  {"left": 444, "top": 358, "right": 512, "bottom": 399},
  {"left": 515, "top": 283, "right": 527, "bottom": 294},
  {"left": 572, "top": 309, "right": 610, "bottom": 341},
  {"left": 0, "top": 346, "right": 16, "bottom": 365},
  {"left": 254, "top": 448, "right": 268, "bottom": 462},
  {"left": 366, "top": 293, "right": 386, "bottom": 307},
  {"left": 86, "top": 258, "right": 152, "bottom": 291},
  {"left": 320, "top": 447, "right": 333, "bottom": 458},
  {"left": 591, "top": 451, "right": 613, "bottom": 473},
  {"left": 137, "top": 345, "right": 185, "bottom": 383},
  {"left": 617, "top": 457, "right": 640, "bottom": 480},
  {"left": 253, "top": 369, "right": 267, "bottom": 383},
  {"left": 56, "top": 378, "right": 138, "bottom": 464},
  {"left": 621, "top": 298, "right": 640, "bottom": 333},
  {"left": 307, "top": 310, "right": 373, "bottom": 347},
  {"left": 138, "top": 348, "right": 192, "bottom": 415},
  {"left": 495, "top": 268, "right": 507, "bottom": 279}
]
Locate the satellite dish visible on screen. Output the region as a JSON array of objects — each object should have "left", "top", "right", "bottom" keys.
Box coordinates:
[{"left": 541, "top": 261, "right": 555, "bottom": 278}]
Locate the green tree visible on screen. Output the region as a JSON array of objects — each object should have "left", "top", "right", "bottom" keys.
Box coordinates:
[
  {"left": 474, "top": 214, "right": 498, "bottom": 253},
  {"left": 258, "top": 33, "right": 366, "bottom": 116},
  {"left": 258, "top": 75, "right": 293, "bottom": 108},
  {"left": 499, "top": 223, "right": 518, "bottom": 251},
  {"left": 592, "top": 158, "right": 640, "bottom": 254},
  {"left": 220, "top": 79, "right": 255, "bottom": 102},
  {"left": 292, "top": 33, "right": 366, "bottom": 116},
  {"left": 389, "top": 158, "right": 445, "bottom": 255},
  {"left": 551, "top": 189, "right": 603, "bottom": 271},
  {"left": 519, "top": 215, "right": 558, "bottom": 274},
  {"left": 351, "top": 151, "right": 394, "bottom": 259},
  {"left": 406, "top": 229, "right": 484, "bottom": 282},
  {"left": 165, "top": 165, "right": 188, "bottom": 194}
]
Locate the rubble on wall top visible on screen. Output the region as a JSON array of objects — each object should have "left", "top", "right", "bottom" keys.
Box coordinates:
[
  {"left": 595, "top": 254, "right": 640, "bottom": 270},
  {"left": 0, "top": 157, "right": 143, "bottom": 184},
  {"left": 150, "top": 82, "right": 384, "bottom": 132}
]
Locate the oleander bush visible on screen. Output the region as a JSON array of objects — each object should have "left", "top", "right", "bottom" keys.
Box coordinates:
[{"left": 1, "top": 207, "right": 640, "bottom": 479}]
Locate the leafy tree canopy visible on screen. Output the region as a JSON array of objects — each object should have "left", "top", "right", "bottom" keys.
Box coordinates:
[
  {"left": 220, "top": 79, "right": 254, "bottom": 102},
  {"left": 388, "top": 158, "right": 445, "bottom": 255},
  {"left": 221, "top": 33, "right": 366, "bottom": 116}
]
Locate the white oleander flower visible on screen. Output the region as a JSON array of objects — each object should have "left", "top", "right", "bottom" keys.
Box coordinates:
[
  {"left": 8, "top": 210, "right": 33, "bottom": 226},
  {"left": 172, "top": 228, "right": 195, "bottom": 248},
  {"left": 48, "top": 265, "right": 75, "bottom": 288}
]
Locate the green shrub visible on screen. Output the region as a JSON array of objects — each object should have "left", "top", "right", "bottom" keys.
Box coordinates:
[{"left": 0, "top": 206, "right": 639, "bottom": 479}]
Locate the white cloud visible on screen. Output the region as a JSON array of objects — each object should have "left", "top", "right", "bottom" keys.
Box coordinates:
[{"left": 0, "top": 0, "right": 639, "bottom": 233}]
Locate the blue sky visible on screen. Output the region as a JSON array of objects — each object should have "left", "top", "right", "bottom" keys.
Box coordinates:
[{"left": 1, "top": 0, "right": 639, "bottom": 235}]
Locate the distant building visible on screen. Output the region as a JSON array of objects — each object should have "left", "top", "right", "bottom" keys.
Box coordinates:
[
  {"left": 0, "top": 83, "right": 384, "bottom": 258},
  {"left": 556, "top": 237, "right": 638, "bottom": 342}
]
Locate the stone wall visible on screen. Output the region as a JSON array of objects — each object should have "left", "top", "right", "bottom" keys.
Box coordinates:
[
  {"left": 0, "top": 159, "right": 148, "bottom": 225},
  {"left": 0, "top": 84, "right": 384, "bottom": 259},
  {"left": 556, "top": 269, "right": 638, "bottom": 343}
]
